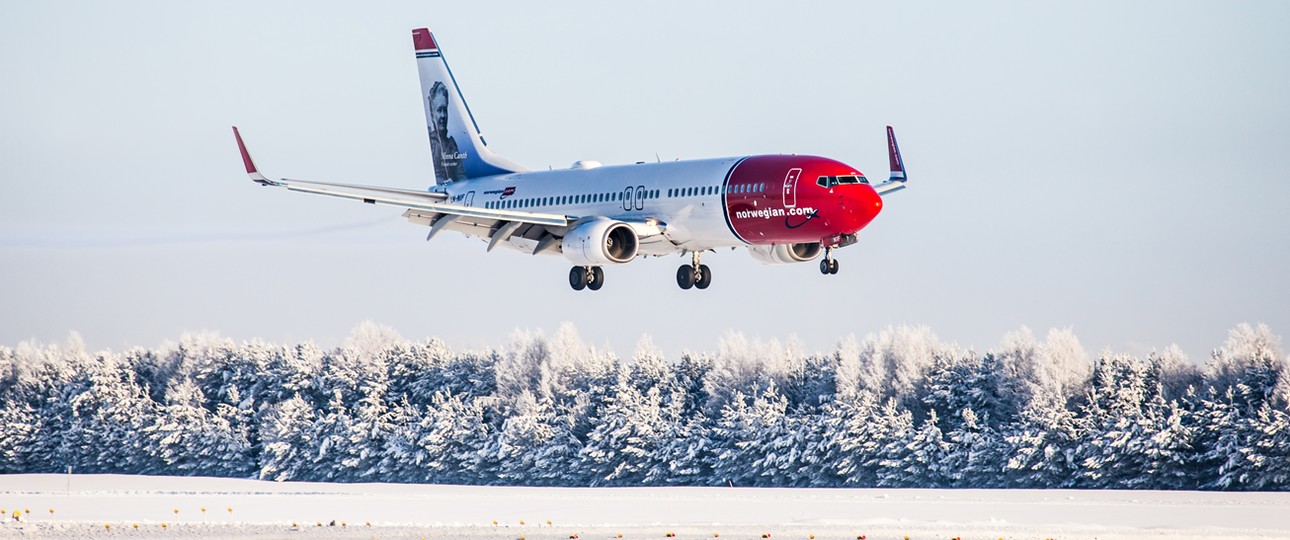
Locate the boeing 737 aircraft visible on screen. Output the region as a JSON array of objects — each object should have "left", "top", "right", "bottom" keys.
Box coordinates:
[{"left": 233, "top": 28, "right": 909, "bottom": 291}]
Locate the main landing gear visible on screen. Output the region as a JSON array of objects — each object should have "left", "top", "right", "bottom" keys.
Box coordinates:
[
  {"left": 819, "top": 247, "right": 840, "bottom": 275},
  {"left": 676, "top": 252, "right": 712, "bottom": 290},
  {"left": 569, "top": 266, "right": 604, "bottom": 291}
]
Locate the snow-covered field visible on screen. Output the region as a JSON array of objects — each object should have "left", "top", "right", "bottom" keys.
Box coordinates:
[{"left": 1, "top": 474, "right": 1288, "bottom": 539}]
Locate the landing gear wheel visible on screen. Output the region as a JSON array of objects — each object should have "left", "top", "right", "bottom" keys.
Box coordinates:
[
  {"left": 676, "top": 265, "right": 695, "bottom": 290},
  {"left": 828, "top": 258, "right": 839, "bottom": 274},
  {"left": 695, "top": 264, "right": 712, "bottom": 289},
  {"left": 820, "top": 259, "right": 831, "bottom": 275},
  {"left": 569, "top": 266, "right": 588, "bottom": 290},
  {"left": 587, "top": 266, "right": 605, "bottom": 291}
]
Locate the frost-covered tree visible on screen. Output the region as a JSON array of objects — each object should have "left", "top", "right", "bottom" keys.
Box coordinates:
[
  {"left": 709, "top": 383, "right": 811, "bottom": 486},
  {"left": 629, "top": 335, "right": 672, "bottom": 393},
  {"left": 923, "top": 350, "right": 1013, "bottom": 429},
  {"left": 1002, "top": 386, "right": 1080, "bottom": 488},
  {"left": 942, "top": 407, "right": 1008, "bottom": 488},
  {"left": 1150, "top": 345, "right": 1202, "bottom": 402},
  {"left": 1072, "top": 354, "right": 1196, "bottom": 489},
  {"left": 995, "top": 327, "right": 1092, "bottom": 415},
  {"left": 0, "top": 398, "right": 36, "bottom": 474},
  {"left": 1206, "top": 323, "right": 1286, "bottom": 410},
  {"left": 145, "top": 380, "right": 253, "bottom": 477},
  {"left": 258, "top": 394, "right": 317, "bottom": 482},
  {"left": 877, "top": 409, "right": 950, "bottom": 488},
  {"left": 582, "top": 382, "right": 661, "bottom": 485},
  {"left": 856, "top": 325, "right": 943, "bottom": 408},
  {"left": 4, "top": 322, "right": 1289, "bottom": 490},
  {"left": 493, "top": 390, "right": 582, "bottom": 485},
  {"left": 386, "top": 392, "right": 494, "bottom": 484},
  {"left": 795, "top": 390, "right": 895, "bottom": 487}
]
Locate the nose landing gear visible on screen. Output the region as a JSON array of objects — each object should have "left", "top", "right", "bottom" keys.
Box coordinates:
[
  {"left": 819, "top": 247, "right": 840, "bottom": 275},
  {"left": 569, "top": 266, "right": 605, "bottom": 291},
  {"left": 676, "top": 252, "right": 712, "bottom": 290}
]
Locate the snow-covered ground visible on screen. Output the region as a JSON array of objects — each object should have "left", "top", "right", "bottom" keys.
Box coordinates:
[{"left": 2, "top": 474, "right": 1288, "bottom": 539}]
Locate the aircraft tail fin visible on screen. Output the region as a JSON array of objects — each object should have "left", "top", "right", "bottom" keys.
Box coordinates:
[{"left": 412, "top": 28, "right": 525, "bottom": 185}]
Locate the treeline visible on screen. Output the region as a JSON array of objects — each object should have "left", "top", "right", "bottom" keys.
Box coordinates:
[{"left": 1, "top": 323, "right": 1287, "bottom": 490}]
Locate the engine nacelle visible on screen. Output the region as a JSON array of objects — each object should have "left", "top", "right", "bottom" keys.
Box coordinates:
[
  {"left": 562, "top": 219, "right": 639, "bottom": 265},
  {"left": 747, "top": 242, "right": 823, "bottom": 265}
]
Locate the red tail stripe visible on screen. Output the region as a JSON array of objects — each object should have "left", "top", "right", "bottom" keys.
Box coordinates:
[{"left": 412, "top": 28, "right": 438, "bottom": 51}]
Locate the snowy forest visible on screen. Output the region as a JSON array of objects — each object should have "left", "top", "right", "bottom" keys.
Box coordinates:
[{"left": 1, "top": 323, "right": 1288, "bottom": 491}]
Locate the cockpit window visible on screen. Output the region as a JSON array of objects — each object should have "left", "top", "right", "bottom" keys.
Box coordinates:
[{"left": 817, "top": 175, "right": 869, "bottom": 187}]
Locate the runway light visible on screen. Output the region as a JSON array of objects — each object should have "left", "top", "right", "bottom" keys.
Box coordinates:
[
  {"left": 201, "top": 507, "right": 207, "bottom": 513},
  {"left": 161, "top": 523, "right": 167, "bottom": 529},
  {"left": 133, "top": 523, "right": 138, "bottom": 529},
  {"left": 48, "top": 509, "right": 54, "bottom": 515},
  {"left": 104, "top": 524, "right": 110, "bottom": 530},
  {"left": 763, "top": 534, "right": 772, "bottom": 539},
  {"left": 520, "top": 520, "right": 526, "bottom": 525},
  {"left": 173, "top": 508, "right": 179, "bottom": 515}
]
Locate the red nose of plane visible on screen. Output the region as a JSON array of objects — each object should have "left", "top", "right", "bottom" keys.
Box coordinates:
[{"left": 843, "top": 184, "right": 883, "bottom": 233}]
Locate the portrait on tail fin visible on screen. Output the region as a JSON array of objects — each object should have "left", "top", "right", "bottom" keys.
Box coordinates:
[{"left": 427, "top": 81, "right": 466, "bottom": 182}]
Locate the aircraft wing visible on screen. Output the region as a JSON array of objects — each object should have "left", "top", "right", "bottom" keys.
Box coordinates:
[
  {"left": 233, "top": 127, "right": 574, "bottom": 251},
  {"left": 872, "top": 125, "right": 908, "bottom": 196}
]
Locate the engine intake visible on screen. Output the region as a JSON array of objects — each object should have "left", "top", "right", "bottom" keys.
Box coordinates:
[
  {"left": 562, "top": 220, "right": 639, "bottom": 265},
  {"left": 747, "top": 242, "right": 822, "bottom": 265}
]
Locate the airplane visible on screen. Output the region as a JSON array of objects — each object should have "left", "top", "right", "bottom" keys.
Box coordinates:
[{"left": 233, "top": 27, "right": 908, "bottom": 291}]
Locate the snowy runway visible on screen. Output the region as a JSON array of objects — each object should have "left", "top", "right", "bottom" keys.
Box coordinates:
[{"left": 2, "top": 474, "right": 1288, "bottom": 539}]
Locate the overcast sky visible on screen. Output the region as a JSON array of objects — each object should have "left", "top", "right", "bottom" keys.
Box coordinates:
[{"left": 2, "top": 1, "right": 1287, "bottom": 361}]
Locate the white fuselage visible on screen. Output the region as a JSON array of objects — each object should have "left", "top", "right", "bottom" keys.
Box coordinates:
[{"left": 435, "top": 157, "right": 746, "bottom": 255}]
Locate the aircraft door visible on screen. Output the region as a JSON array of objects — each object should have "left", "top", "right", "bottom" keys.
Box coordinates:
[
  {"left": 782, "top": 168, "right": 801, "bottom": 208},
  {"left": 634, "top": 185, "right": 645, "bottom": 210},
  {"left": 465, "top": 191, "right": 475, "bottom": 207},
  {"left": 622, "top": 187, "right": 634, "bottom": 212}
]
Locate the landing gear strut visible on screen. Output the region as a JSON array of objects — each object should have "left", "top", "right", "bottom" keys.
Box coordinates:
[
  {"left": 569, "top": 266, "right": 604, "bottom": 291},
  {"left": 677, "top": 252, "right": 712, "bottom": 290},
  {"left": 819, "top": 247, "right": 839, "bottom": 275}
]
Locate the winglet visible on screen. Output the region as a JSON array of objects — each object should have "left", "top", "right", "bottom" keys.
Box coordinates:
[
  {"left": 412, "top": 28, "right": 437, "bottom": 51},
  {"left": 232, "top": 126, "right": 274, "bottom": 186},
  {"left": 887, "top": 125, "right": 906, "bottom": 182}
]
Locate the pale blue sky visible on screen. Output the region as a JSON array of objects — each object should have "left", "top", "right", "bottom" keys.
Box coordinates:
[{"left": 2, "top": 1, "right": 1287, "bottom": 360}]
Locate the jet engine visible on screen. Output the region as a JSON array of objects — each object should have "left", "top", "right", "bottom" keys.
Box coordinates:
[
  {"left": 747, "top": 242, "right": 823, "bottom": 265},
  {"left": 562, "top": 219, "right": 639, "bottom": 265}
]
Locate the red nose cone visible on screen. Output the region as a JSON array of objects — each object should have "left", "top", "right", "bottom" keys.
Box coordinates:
[{"left": 845, "top": 185, "right": 883, "bottom": 233}]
